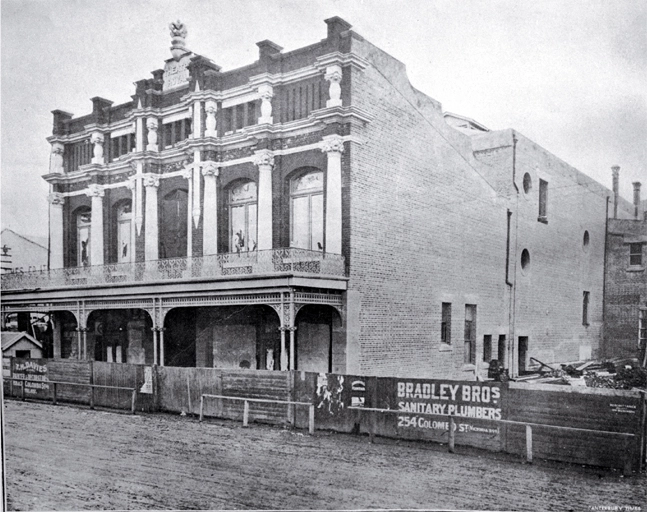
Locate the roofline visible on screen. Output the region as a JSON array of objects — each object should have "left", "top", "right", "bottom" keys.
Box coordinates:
[{"left": 0, "top": 229, "right": 48, "bottom": 251}]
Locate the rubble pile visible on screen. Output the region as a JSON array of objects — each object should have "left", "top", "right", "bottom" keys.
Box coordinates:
[{"left": 514, "top": 357, "right": 647, "bottom": 389}]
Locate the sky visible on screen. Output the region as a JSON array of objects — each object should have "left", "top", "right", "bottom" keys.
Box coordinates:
[{"left": 1, "top": 0, "right": 645, "bottom": 239}]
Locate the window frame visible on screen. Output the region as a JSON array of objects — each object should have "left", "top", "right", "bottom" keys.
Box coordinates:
[
  {"left": 441, "top": 302, "right": 452, "bottom": 345},
  {"left": 538, "top": 179, "right": 548, "bottom": 223},
  {"left": 629, "top": 243, "right": 643, "bottom": 266},
  {"left": 289, "top": 170, "right": 324, "bottom": 251},
  {"left": 228, "top": 180, "right": 258, "bottom": 253},
  {"left": 464, "top": 304, "right": 477, "bottom": 365}
]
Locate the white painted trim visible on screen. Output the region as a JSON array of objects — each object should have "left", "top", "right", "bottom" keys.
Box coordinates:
[
  {"left": 110, "top": 124, "right": 135, "bottom": 138},
  {"left": 222, "top": 91, "right": 260, "bottom": 109},
  {"left": 162, "top": 109, "right": 192, "bottom": 124}
]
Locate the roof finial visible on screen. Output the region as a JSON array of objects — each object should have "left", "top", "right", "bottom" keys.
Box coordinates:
[{"left": 169, "top": 20, "right": 189, "bottom": 60}]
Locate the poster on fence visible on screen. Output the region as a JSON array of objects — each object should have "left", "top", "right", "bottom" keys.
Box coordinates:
[
  {"left": 12, "top": 358, "right": 50, "bottom": 399},
  {"left": 389, "top": 379, "right": 503, "bottom": 445},
  {"left": 313, "top": 373, "right": 505, "bottom": 449}
]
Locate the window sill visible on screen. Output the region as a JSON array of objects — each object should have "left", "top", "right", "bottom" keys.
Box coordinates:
[
  {"left": 438, "top": 344, "right": 453, "bottom": 352},
  {"left": 626, "top": 266, "right": 645, "bottom": 273},
  {"left": 537, "top": 216, "right": 548, "bottom": 224},
  {"left": 461, "top": 364, "right": 476, "bottom": 371}
]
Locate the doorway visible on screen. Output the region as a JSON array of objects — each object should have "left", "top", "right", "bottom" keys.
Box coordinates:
[{"left": 518, "top": 336, "right": 529, "bottom": 374}]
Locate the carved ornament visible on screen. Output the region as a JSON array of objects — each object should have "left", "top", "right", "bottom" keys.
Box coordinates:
[{"left": 253, "top": 150, "right": 274, "bottom": 168}]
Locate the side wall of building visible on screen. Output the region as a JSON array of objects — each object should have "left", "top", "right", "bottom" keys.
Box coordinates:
[
  {"left": 346, "top": 39, "right": 509, "bottom": 379},
  {"left": 604, "top": 218, "right": 647, "bottom": 358},
  {"left": 511, "top": 135, "right": 608, "bottom": 366}
]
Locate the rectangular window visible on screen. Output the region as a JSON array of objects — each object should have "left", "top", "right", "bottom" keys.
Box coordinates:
[
  {"left": 629, "top": 243, "right": 643, "bottom": 266},
  {"left": 441, "top": 303, "right": 452, "bottom": 344},
  {"left": 483, "top": 335, "right": 492, "bottom": 362},
  {"left": 464, "top": 305, "right": 476, "bottom": 364},
  {"left": 640, "top": 309, "right": 646, "bottom": 356},
  {"left": 498, "top": 334, "right": 506, "bottom": 362},
  {"left": 582, "top": 291, "right": 590, "bottom": 326},
  {"left": 538, "top": 179, "right": 548, "bottom": 222}
]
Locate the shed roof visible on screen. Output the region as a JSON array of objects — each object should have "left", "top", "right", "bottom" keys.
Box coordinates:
[{"left": 1, "top": 331, "right": 43, "bottom": 352}]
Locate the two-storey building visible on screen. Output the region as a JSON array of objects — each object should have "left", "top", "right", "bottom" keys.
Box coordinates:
[{"left": 1, "top": 17, "right": 629, "bottom": 378}]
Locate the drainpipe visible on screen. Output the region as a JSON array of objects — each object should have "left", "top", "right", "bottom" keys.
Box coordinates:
[
  {"left": 507, "top": 133, "right": 519, "bottom": 376},
  {"left": 602, "top": 196, "right": 609, "bottom": 358}
]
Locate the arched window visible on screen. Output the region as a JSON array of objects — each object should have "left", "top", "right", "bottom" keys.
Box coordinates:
[
  {"left": 76, "top": 209, "right": 91, "bottom": 267},
  {"left": 290, "top": 171, "right": 324, "bottom": 251},
  {"left": 229, "top": 181, "right": 257, "bottom": 252},
  {"left": 116, "top": 202, "right": 132, "bottom": 263},
  {"left": 160, "top": 189, "right": 188, "bottom": 259}
]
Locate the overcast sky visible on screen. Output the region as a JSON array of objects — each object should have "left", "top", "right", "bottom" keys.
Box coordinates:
[{"left": 2, "top": 0, "right": 645, "bottom": 239}]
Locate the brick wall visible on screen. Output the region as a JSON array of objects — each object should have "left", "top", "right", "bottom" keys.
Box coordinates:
[
  {"left": 346, "top": 36, "right": 612, "bottom": 378},
  {"left": 604, "top": 218, "right": 647, "bottom": 358},
  {"left": 511, "top": 135, "right": 609, "bottom": 366},
  {"left": 347, "top": 38, "right": 508, "bottom": 378}
]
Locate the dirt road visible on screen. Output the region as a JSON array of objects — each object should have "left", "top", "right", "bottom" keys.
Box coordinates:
[{"left": 2, "top": 400, "right": 645, "bottom": 511}]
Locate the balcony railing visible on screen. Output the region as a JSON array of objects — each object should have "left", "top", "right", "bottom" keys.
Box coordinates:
[{"left": 1, "top": 249, "right": 346, "bottom": 291}]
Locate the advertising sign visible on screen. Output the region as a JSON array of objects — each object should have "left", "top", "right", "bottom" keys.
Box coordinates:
[
  {"left": 12, "top": 358, "right": 50, "bottom": 399},
  {"left": 394, "top": 380, "right": 502, "bottom": 440}
]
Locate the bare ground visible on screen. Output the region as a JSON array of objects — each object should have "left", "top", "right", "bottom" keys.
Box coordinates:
[{"left": 2, "top": 399, "right": 645, "bottom": 511}]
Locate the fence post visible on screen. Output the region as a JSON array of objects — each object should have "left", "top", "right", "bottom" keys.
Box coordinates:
[
  {"left": 448, "top": 415, "right": 455, "bottom": 453},
  {"left": 243, "top": 399, "right": 249, "bottom": 427},
  {"left": 131, "top": 389, "right": 136, "bottom": 415},
  {"left": 21, "top": 379, "right": 25, "bottom": 401},
  {"left": 308, "top": 404, "right": 315, "bottom": 435},
  {"left": 526, "top": 425, "right": 533, "bottom": 463},
  {"left": 52, "top": 382, "right": 57, "bottom": 405},
  {"left": 90, "top": 385, "right": 95, "bottom": 409},
  {"left": 369, "top": 411, "right": 376, "bottom": 444},
  {"left": 199, "top": 395, "right": 204, "bottom": 422}
]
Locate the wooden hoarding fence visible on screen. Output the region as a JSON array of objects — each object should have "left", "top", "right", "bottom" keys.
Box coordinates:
[
  {"left": 199, "top": 393, "right": 315, "bottom": 434},
  {"left": 8, "top": 377, "right": 137, "bottom": 414}
]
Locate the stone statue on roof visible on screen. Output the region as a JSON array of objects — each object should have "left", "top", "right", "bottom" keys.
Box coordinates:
[
  {"left": 169, "top": 20, "right": 187, "bottom": 39},
  {"left": 169, "top": 20, "right": 189, "bottom": 60}
]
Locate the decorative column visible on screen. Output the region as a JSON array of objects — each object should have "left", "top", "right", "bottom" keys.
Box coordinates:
[
  {"left": 181, "top": 167, "right": 193, "bottom": 258},
  {"left": 52, "top": 313, "right": 62, "bottom": 359},
  {"left": 258, "top": 84, "right": 274, "bottom": 124},
  {"left": 136, "top": 116, "right": 145, "bottom": 152},
  {"left": 88, "top": 184, "right": 105, "bottom": 266},
  {"left": 159, "top": 327, "right": 166, "bottom": 366},
  {"left": 146, "top": 118, "right": 159, "bottom": 152},
  {"left": 205, "top": 100, "right": 217, "bottom": 137},
  {"left": 202, "top": 161, "right": 219, "bottom": 255},
  {"left": 48, "top": 192, "right": 65, "bottom": 269},
  {"left": 127, "top": 176, "right": 137, "bottom": 262},
  {"left": 192, "top": 151, "right": 201, "bottom": 228},
  {"left": 134, "top": 162, "right": 144, "bottom": 235},
  {"left": 50, "top": 143, "right": 64, "bottom": 174},
  {"left": 192, "top": 101, "right": 203, "bottom": 139},
  {"left": 143, "top": 174, "right": 160, "bottom": 261},
  {"left": 91, "top": 133, "right": 104, "bottom": 164},
  {"left": 321, "top": 135, "right": 344, "bottom": 254},
  {"left": 254, "top": 150, "right": 274, "bottom": 251},
  {"left": 325, "top": 65, "right": 343, "bottom": 107}
]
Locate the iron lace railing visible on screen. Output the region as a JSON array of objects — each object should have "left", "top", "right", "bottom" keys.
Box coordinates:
[{"left": 1, "top": 248, "right": 346, "bottom": 290}]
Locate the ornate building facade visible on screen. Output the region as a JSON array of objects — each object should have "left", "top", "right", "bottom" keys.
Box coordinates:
[{"left": 2, "top": 17, "right": 633, "bottom": 378}]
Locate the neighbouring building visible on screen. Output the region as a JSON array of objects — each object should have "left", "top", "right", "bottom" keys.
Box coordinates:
[
  {"left": 1, "top": 228, "right": 48, "bottom": 273},
  {"left": 604, "top": 174, "right": 647, "bottom": 363},
  {"left": 0, "top": 18, "right": 635, "bottom": 378},
  {"left": 1, "top": 331, "right": 43, "bottom": 359}
]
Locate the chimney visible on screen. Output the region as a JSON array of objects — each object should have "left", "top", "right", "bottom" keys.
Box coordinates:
[
  {"left": 612, "top": 165, "right": 620, "bottom": 219},
  {"left": 257, "top": 40, "right": 283, "bottom": 62},
  {"left": 324, "top": 17, "right": 352, "bottom": 41},
  {"left": 633, "top": 182, "right": 642, "bottom": 220}
]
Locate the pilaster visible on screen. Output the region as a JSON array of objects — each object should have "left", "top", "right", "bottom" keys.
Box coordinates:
[
  {"left": 321, "top": 135, "right": 344, "bottom": 254},
  {"left": 254, "top": 149, "right": 275, "bottom": 251}
]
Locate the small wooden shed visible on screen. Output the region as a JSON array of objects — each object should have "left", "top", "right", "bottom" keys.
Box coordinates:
[{"left": 1, "top": 331, "right": 42, "bottom": 359}]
